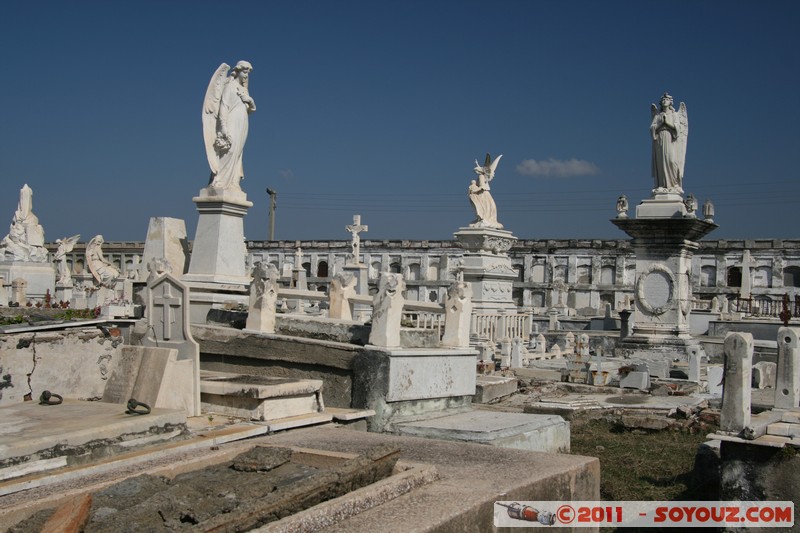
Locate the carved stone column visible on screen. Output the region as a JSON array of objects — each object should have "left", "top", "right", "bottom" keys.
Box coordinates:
[
  {"left": 453, "top": 226, "right": 518, "bottom": 313},
  {"left": 612, "top": 216, "right": 717, "bottom": 366}
]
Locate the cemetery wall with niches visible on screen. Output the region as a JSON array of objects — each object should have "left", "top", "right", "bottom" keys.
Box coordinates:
[{"left": 49, "top": 238, "right": 800, "bottom": 316}]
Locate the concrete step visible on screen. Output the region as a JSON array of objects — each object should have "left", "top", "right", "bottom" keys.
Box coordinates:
[{"left": 200, "top": 371, "right": 324, "bottom": 422}]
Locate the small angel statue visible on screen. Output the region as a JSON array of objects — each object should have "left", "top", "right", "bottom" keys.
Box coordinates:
[
  {"left": 202, "top": 61, "right": 256, "bottom": 192},
  {"left": 54, "top": 234, "right": 80, "bottom": 285},
  {"left": 468, "top": 153, "right": 503, "bottom": 229},
  {"left": 650, "top": 92, "right": 688, "bottom": 193},
  {"left": 616, "top": 194, "right": 628, "bottom": 218}
]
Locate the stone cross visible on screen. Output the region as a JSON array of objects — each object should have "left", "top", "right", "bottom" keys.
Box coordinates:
[
  {"left": 153, "top": 284, "right": 181, "bottom": 340},
  {"left": 294, "top": 247, "right": 303, "bottom": 270},
  {"left": 345, "top": 215, "right": 368, "bottom": 264}
]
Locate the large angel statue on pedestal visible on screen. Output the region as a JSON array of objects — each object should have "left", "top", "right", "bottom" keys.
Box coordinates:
[
  {"left": 650, "top": 92, "right": 688, "bottom": 193},
  {"left": 468, "top": 153, "right": 503, "bottom": 229},
  {"left": 202, "top": 61, "right": 256, "bottom": 193}
]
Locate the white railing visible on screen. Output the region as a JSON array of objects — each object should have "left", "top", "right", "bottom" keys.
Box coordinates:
[
  {"left": 471, "top": 311, "right": 532, "bottom": 342},
  {"left": 403, "top": 311, "right": 444, "bottom": 333}
]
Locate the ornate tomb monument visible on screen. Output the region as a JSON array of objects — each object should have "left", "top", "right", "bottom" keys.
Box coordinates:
[
  {"left": 184, "top": 61, "right": 257, "bottom": 321},
  {"left": 453, "top": 154, "right": 517, "bottom": 313},
  {"left": 0, "top": 184, "right": 55, "bottom": 300},
  {"left": 613, "top": 93, "right": 717, "bottom": 368}
]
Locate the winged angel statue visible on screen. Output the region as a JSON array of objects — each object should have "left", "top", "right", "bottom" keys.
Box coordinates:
[
  {"left": 202, "top": 61, "right": 256, "bottom": 191},
  {"left": 650, "top": 92, "right": 688, "bottom": 193},
  {"left": 468, "top": 153, "right": 503, "bottom": 229},
  {"left": 55, "top": 234, "right": 80, "bottom": 285}
]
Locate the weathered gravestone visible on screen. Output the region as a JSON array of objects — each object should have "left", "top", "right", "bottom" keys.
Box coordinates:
[
  {"left": 441, "top": 280, "right": 473, "bottom": 348},
  {"left": 368, "top": 273, "right": 406, "bottom": 347},
  {"left": 141, "top": 273, "right": 200, "bottom": 415},
  {"left": 244, "top": 262, "right": 279, "bottom": 333}
]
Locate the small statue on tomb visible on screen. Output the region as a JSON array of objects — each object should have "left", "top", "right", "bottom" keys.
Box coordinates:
[
  {"left": 616, "top": 194, "right": 629, "bottom": 218},
  {"left": 650, "top": 92, "right": 688, "bottom": 193},
  {"left": 202, "top": 61, "right": 256, "bottom": 192},
  {"left": 345, "top": 214, "right": 368, "bottom": 264},
  {"left": 468, "top": 153, "right": 503, "bottom": 229},
  {"left": 86, "top": 235, "right": 121, "bottom": 288},
  {"left": 54, "top": 234, "right": 80, "bottom": 285},
  {"left": 0, "top": 184, "right": 48, "bottom": 262},
  {"left": 683, "top": 193, "right": 697, "bottom": 217}
]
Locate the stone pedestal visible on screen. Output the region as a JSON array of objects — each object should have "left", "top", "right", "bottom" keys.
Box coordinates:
[
  {"left": 352, "top": 346, "right": 478, "bottom": 432},
  {"left": 612, "top": 216, "right": 717, "bottom": 363},
  {"left": 183, "top": 189, "right": 252, "bottom": 322},
  {"left": 453, "top": 227, "right": 518, "bottom": 313},
  {"left": 0, "top": 261, "right": 55, "bottom": 301}
]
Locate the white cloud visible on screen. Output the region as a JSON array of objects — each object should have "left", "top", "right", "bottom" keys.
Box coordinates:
[
  {"left": 516, "top": 158, "right": 599, "bottom": 178},
  {"left": 278, "top": 169, "right": 295, "bottom": 180}
]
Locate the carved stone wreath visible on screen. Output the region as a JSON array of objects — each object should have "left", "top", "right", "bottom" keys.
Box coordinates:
[
  {"left": 483, "top": 236, "right": 514, "bottom": 254},
  {"left": 635, "top": 263, "right": 676, "bottom": 316}
]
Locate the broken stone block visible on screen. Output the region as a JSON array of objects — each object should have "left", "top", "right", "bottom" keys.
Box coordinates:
[
  {"left": 707, "top": 365, "right": 724, "bottom": 396},
  {"left": 619, "top": 371, "right": 649, "bottom": 390},
  {"left": 752, "top": 361, "right": 776, "bottom": 390}
]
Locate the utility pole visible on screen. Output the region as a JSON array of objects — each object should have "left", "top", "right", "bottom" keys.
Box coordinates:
[{"left": 266, "top": 188, "right": 277, "bottom": 240}]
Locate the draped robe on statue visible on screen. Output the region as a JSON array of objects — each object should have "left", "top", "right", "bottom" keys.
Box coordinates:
[
  {"left": 210, "top": 80, "right": 251, "bottom": 190},
  {"left": 650, "top": 109, "right": 683, "bottom": 191}
]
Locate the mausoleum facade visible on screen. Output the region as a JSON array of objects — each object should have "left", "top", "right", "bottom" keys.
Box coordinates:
[{"left": 49, "top": 237, "right": 800, "bottom": 316}]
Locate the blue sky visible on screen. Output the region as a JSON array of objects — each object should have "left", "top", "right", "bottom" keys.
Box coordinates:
[{"left": 1, "top": 1, "right": 798, "bottom": 243}]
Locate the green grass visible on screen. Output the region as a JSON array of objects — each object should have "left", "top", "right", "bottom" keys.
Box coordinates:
[{"left": 570, "top": 418, "right": 715, "bottom": 502}]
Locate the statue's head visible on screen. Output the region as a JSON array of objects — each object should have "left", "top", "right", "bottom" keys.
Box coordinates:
[
  {"left": 660, "top": 92, "right": 673, "bottom": 109},
  {"left": 233, "top": 61, "right": 253, "bottom": 83},
  {"left": 233, "top": 60, "right": 253, "bottom": 73}
]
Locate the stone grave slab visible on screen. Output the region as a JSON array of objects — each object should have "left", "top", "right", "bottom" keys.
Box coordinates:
[
  {"left": 394, "top": 410, "right": 570, "bottom": 453},
  {"left": 0, "top": 400, "right": 186, "bottom": 480}
]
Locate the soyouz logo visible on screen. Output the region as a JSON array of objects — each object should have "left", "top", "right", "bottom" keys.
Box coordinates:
[{"left": 493, "top": 501, "right": 794, "bottom": 528}]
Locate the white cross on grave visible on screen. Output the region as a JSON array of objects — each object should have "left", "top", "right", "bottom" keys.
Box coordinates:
[
  {"left": 345, "top": 214, "right": 368, "bottom": 264},
  {"left": 153, "top": 284, "right": 181, "bottom": 340}
]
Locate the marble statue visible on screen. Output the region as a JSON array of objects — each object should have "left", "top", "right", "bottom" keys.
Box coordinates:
[
  {"left": 54, "top": 234, "right": 80, "bottom": 285},
  {"left": 684, "top": 193, "right": 698, "bottom": 217},
  {"left": 345, "top": 214, "right": 368, "bottom": 264},
  {"left": 468, "top": 153, "right": 503, "bottom": 229},
  {"left": 202, "top": 61, "right": 256, "bottom": 192},
  {"left": 146, "top": 257, "right": 173, "bottom": 283},
  {"left": 616, "top": 194, "right": 629, "bottom": 218},
  {"left": 86, "top": 235, "right": 121, "bottom": 288},
  {"left": 245, "top": 262, "right": 279, "bottom": 333},
  {"left": 0, "top": 184, "right": 48, "bottom": 262},
  {"left": 650, "top": 93, "right": 688, "bottom": 193}
]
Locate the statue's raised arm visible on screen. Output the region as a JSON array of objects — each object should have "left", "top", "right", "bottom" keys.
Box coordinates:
[
  {"left": 650, "top": 92, "right": 688, "bottom": 193},
  {"left": 201, "top": 60, "right": 255, "bottom": 192}
]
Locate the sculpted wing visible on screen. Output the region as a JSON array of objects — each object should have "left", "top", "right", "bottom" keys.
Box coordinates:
[
  {"left": 489, "top": 154, "right": 503, "bottom": 176},
  {"left": 676, "top": 102, "right": 688, "bottom": 177},
  {"left": 651, "top": 103, "right": 658, "bottom": 119},
  {"left": 202, "top": 63, "right": 230, "bottom": 174}
]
